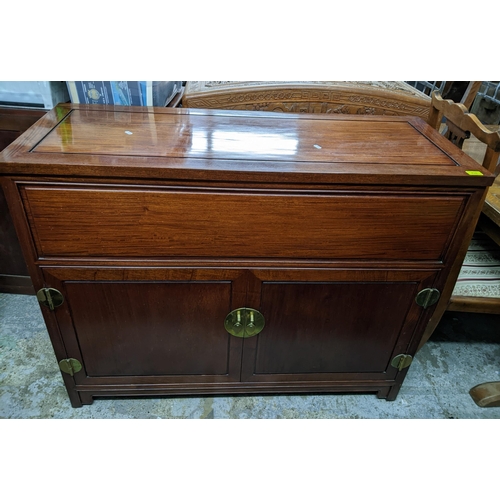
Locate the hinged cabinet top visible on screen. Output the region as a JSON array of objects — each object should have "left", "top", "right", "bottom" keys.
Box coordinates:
[{"left": 0, "top": 104, "right": 494, "bottom": 187}]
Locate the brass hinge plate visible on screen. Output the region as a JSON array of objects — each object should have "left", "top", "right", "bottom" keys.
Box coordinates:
[
  {"left": 58, "top": 358, "right": 82, "bottom": 376},
  {"left": 415, "top": 288, "right": 440, "bottom": 309},
  {"left": 391, "top": 354, "right": 413, "bottom": 372},
  {"left": 36, "top": 288, "right": 64, "bottom": 310}
]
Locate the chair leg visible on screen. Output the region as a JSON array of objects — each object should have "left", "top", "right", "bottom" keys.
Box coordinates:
[{"left": 469, "top": 381, "right": 500, "bottom": 407}]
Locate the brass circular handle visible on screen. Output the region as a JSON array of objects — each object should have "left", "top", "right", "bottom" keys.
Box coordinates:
[{"left": 224, "top": 308, "right": 265, "bottom": 338}]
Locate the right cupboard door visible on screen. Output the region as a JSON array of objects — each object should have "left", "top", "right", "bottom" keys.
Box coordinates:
[{"left": 240, "top": 269, "right": 439, "bottom": 384}]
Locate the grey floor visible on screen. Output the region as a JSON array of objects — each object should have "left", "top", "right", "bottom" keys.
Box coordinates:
[{"left": 1, "top": 292, "right": 499, "bottom": 419}]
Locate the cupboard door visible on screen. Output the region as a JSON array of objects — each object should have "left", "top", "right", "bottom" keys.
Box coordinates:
[
  {"left": 41, "top": 268, "right": 246, "bottom": 385},
  {"left": 241, "top": 270, "right": 438, "bottom": 382}
]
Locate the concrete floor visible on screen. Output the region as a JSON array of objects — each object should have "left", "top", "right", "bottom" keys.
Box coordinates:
[{"left": 1, "top": 292, "right": 499, "bottom": 419}]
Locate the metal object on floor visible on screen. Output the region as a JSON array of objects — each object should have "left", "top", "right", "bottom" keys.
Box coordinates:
[{"left": 469, "top": 381, "right": 500, "bottom": 407}]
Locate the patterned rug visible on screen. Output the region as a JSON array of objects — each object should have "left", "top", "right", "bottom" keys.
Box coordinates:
[{"left": 453, "top": 232, "right": 500, "bottom": 298}]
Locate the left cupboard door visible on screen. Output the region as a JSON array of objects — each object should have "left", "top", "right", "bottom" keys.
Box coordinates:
[{"left": 39, "top": 268, "right": 246, "bottom": 388}]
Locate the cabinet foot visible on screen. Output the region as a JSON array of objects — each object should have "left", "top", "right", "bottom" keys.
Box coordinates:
[
  {"left": 384, "top": 384, "right": 403, "bottom": 401},
  {"left": 66, "top": 390, "right": 93, "bottom": 407},
  {"left": 67, "top": 390, "right": 83, "bottom": 408},
  {"left": 376, "top": 387, "right": 391, "bottom": 399},
  {"left": 79, "top": 393, "right": 95, "bottom": 406}
]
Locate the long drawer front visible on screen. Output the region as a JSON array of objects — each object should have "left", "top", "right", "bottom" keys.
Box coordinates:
[{"left": 21, "top": 184, "right": 466, "bottom": 261}]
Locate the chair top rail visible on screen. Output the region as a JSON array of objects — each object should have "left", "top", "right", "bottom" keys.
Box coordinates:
[{"left": 431, "top": 92, "right": 500, "bottom": 151}]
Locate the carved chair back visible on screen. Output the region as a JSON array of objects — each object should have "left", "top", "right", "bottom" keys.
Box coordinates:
[{"left": 427, "top": 91, "right": 500, "bottom": 173}]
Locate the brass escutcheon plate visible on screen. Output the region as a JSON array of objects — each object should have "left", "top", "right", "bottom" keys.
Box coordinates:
[{"left": 224, "top": 308, "right": 265, "bottom": 338}]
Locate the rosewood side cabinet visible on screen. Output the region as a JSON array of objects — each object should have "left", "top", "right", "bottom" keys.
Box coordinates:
[{"left": 0, "top": 104, "right": 493, "bottom": 407}]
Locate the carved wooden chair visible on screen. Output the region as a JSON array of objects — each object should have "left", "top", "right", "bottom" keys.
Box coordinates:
[
  {"left": 428, "top": 91, "right": 500, "bottom": 407},
  {"left": 428, "top": 91, "right": 500, "bottom": 174},
  {"left": 428, "top": 92, "right": 500, "bottom": 314}
]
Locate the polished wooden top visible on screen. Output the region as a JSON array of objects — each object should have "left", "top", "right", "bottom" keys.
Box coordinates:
[
  {"left": 0, "top": 104, "right": 494, "bottom": 187},
  {"left": 33, "top": 108, "right": 451, "bottom": 164}
]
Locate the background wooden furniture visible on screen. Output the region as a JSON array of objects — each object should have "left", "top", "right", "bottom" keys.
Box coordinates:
[
  {"left": 469, "top": 380, "right": 500, "bottom": 407},
  {"left": 426, "top": 92, "right": 500, "bottom": 408},
  {"left": 417, "top": 94, "right": 500, "bottom": 357},
  {"left": 182, "top": 81, "right": 431, "bottom": 118},
  {"left": 409, "top": 81, "right": 482, "bottom": 111},
  {"left": 427, "top": 93, "right": 500, "bottom": 174},
  {"left": 166, "top": 85, "right": 185, "bottom": 107},
  {"left": 0, "top": 104, "right": 493, "bottom": 407},
  {"left": 481, "top": 178, "right": 500, "bottom": 244},
  {"left": 427, "top": 93, "right": 500, "bottom": 314},
  {"left": 0, "top": 108, "right": 47, "bottom": 151},
  {"left": 461, "top": 133, "right": 500, "bottom": 316},
  {"left": 458, "top": 82, "right": 483, "bottom": 111},
  {"left": 0, "top": 107, "right": 46, "bottom": 294}
]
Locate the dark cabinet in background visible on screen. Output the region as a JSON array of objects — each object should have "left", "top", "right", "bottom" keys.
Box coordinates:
[{"left": 0, "top": 107, "right": 45, "bottom": 294}]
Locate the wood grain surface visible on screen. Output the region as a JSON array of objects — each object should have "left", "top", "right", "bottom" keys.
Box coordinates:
[
  {"left": 32, "top": 108, "right": 452, "bottom": 165},
  {"left": 22, "top": 184, "right": 465, "bottom": 261}
]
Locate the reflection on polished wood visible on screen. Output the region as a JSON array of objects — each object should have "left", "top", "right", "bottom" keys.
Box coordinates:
[{"left": 33, "top": 107, "right": 448, "bottom": 164}]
